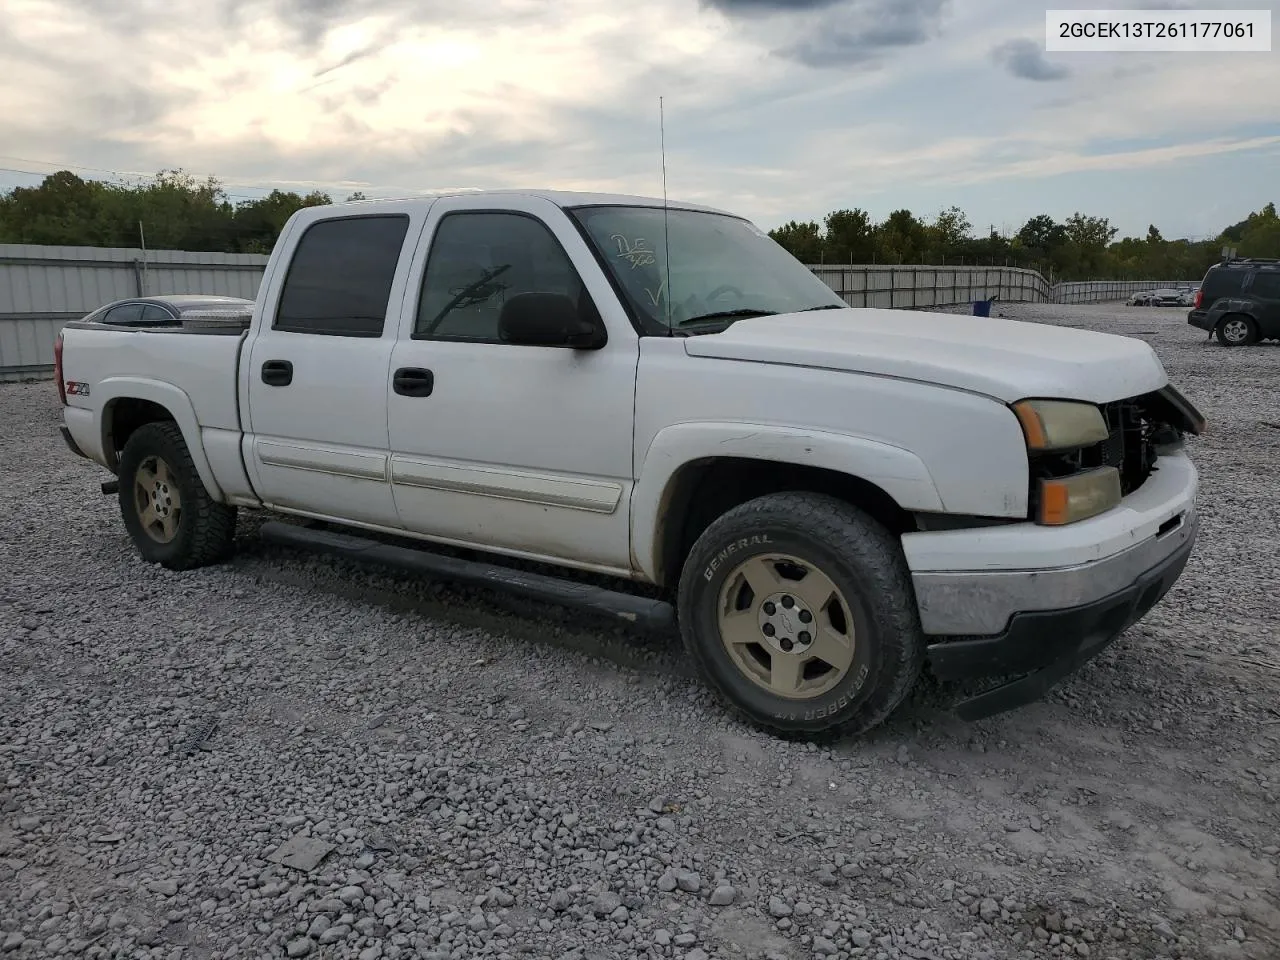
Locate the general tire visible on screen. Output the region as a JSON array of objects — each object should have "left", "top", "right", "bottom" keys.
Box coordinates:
[
  {"left": 676, "top": 491, "right": 925, "bottom": 740},
  {"left": 117, "top": 421, "right": 237, "bottom": 570}
]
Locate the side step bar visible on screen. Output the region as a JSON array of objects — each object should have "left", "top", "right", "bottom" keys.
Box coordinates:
[{"left": 258, "top": 520, "right": 677, "bottom": 632}]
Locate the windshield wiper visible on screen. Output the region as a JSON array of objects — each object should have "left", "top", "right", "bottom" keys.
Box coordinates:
[
  {"left": 798, "top": 304, "right": 846, "bottom": 311},
  {"left": 675, "top": 308, "right": 777, "bottom": 327}
]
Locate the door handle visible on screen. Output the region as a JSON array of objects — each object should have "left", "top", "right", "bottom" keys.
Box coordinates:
[
  {"left": 261, "top": 359, "right": 293, "bottom": 386},
  {"left": 393, "top": 367, "right": 434, "bottom": 397}
]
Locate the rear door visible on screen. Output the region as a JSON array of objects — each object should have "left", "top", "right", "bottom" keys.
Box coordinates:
[
  {"left": 1246, "top": 268, "right": 1280, "bottom": 337},
  {"left": 242, "top": 207, "right": 428, "bottom": 527}
]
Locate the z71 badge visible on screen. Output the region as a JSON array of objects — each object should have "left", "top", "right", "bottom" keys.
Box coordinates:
[{"left": 65, "top": 381, "right": 90, "bottom": 396}]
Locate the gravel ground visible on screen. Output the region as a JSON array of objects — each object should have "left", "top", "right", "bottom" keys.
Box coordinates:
[{"left": 1, "top": 302, "right": 1277, "bottom": 960}]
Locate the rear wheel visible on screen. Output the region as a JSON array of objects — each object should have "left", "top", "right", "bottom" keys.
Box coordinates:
[
  {"left": 676, "top": 491, "right": 925, "bottom": 740},
  {"left": 117, "top": 421, "right": 237, "bottom": 569},
  {"left": 1216, "top": 314, "right": 1258, "bottom": 346}
]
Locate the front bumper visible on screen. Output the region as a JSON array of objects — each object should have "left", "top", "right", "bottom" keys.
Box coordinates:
[
  {"left": 902, "top": 449, "right": 1199, "bottom": 719},
  {"left": 1187, "top": 310, "right": 1213, "bottom": 332},
  {"left": 925, "top": 512, "right": 1196, "bottom": 720}
]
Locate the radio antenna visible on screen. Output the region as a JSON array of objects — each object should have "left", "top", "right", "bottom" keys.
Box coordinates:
[{"left": 659, "top": 96, "right": 674, "bottom": 331}]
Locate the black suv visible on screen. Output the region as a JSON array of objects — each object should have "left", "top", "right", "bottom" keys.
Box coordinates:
[{"left": 1187, "top": 257, "right": 1280, "bottom": 346}]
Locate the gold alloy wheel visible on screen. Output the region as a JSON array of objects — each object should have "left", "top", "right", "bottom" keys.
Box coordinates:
[
  {"left": 134, "top": 454, "right": 183, "bottom": 543},
  {"left": 716, "top": 552, "right": 856, "bottom": 699}
]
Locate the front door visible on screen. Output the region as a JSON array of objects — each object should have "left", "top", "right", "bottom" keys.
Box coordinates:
[
  {"left": 242, "top": 208, "right": 424, "bottom": 528},
  {"left": 385, "top": 197, "right": 639, "bottom": 575}
]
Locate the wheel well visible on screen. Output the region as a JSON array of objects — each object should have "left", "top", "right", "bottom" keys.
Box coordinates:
[
  {"left": 104, "top": 398, "right": 175, "bottom": 468},
  {"left": 655, "top": 457, "right": 915, "bottom": 590}
]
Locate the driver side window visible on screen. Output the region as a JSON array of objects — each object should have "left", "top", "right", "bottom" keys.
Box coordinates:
[{"left": 414, "top": 211, "right": 592, "bottom": 342}]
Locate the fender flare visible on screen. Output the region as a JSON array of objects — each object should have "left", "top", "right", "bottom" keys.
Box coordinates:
[
  {"left": 630, "top": 421, "right": 946, "bottom": 583},
  {"left": 94, "top": 377, "right": 225, "bottom": 501}
]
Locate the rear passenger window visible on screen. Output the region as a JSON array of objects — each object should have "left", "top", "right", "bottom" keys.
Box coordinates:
[
  {"left": 1203, "top": 268, "right": 1245, "bottom": 300},
  {"left": 1249, "top": 271, "right": 1280, "bottom": 300},
  {"left": 274, "top": 215, "right": 410, "bottom": 337},
  {"left": 102, "top": 303, "right": 145, "bottom": 325},
  {"left": 140, "top": 305, "right": 174, "bottom": 323}
]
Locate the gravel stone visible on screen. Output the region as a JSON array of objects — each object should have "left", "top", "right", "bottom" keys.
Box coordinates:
[
  {"left": 675, "top": 870, "right": 701, "bottom": 893},
  {"left": 285, "top": 937, "right": 314, "bottom": 957},
  {"left": 592, "top": 892, "right": 622, "bottom": 916},
  {"left": 1, "top": 307, "right": 1277, "bottom": 960},
  {"left": 709, "top": 885, "right": 736, "bottom": 906}
]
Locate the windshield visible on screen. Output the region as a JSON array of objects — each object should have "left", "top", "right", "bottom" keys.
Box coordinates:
[{"left": 567, "top": 205, "right": 847, "bottom": 333}]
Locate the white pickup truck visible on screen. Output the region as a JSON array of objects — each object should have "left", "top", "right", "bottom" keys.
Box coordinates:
[{"left": 56, "top": 190, "right": 1206, "bottom": 739}]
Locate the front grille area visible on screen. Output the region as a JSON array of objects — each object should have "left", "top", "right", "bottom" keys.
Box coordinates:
[{"left": 1026, "top": 393, "right": 1164, "bottom": 519}]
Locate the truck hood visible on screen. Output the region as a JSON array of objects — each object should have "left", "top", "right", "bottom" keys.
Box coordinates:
[{"left": 680, "top": 307, "right": 1169, "bottom": 404}]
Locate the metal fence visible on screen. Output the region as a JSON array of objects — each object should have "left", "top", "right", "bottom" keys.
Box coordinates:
[
  {"left": 1051, "top": 279, "right": 1192, "bottom": 304},
  {"left": 805, "top": 266, "right": 1195, "bottom": 309},
  {"left": 0, "top": 243, "right": 267, "bottom": 381},
  {"left": 807, "top": 264, "right": 1050, "bottom": 309},
  {"left": 0, "top": 242, "right": 1195, "bottom": 382}
]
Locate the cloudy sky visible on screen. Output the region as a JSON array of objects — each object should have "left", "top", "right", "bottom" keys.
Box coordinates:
[{"left": 2, "top": 0, "right": 1278, "bottom": 240}]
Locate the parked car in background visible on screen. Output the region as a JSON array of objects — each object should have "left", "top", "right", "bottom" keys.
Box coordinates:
[
  {"left": 1129, "top": 288, "right": 1197, "bottom": 308},
  {"left": 1186, "top": 258, "right": 1280, "bottom": 346},
  {"left": 84, "top": 295, "right": 255, "bottom": 327}
]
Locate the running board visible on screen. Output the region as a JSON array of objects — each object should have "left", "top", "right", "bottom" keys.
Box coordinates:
[{"left": 258, "top": 520, "right": 676, "bottom": 632}]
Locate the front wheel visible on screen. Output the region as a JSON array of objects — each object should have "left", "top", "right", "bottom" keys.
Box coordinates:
[
  {"left": 676, "top": 492, "right": 925, "bottom": 740},
  {"left": 1216, "top": 314, "right": 1258, "bottom": 346},
  {"left": 117, "top": 421, "right": 237, "bottom": 569}
]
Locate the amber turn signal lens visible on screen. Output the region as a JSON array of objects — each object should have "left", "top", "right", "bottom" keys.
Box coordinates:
[
  {"left": 1038, "top": 467, "right": 1122, "bottom": 525},
  {"left": 1012, "top": 399, "right": 1110, "bottom": 452}
]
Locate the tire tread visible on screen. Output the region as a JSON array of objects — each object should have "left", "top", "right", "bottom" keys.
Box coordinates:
[
  {"left": 676, "top": 491, "right": 925, "bottom": 741},
  {"left": 118, "top": 421, "right": 237, "bottom": 570}
]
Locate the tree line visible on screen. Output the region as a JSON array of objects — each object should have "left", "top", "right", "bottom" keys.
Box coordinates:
[
  {"left": 1, "top": 168, "right": 1277, "bottom": 281},
  {"left": 0, "top": 169, "right": 359, "bottom": 256},
  {"left": 770, "top": 203, "right": 1280, "bottom": 282}
]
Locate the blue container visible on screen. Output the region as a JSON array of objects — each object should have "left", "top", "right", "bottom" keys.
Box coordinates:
[{"left": 972, "top": 299, "right": 992, "bottom": 317}]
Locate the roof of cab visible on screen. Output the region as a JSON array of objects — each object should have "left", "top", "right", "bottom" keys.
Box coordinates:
[{"left": 330, "top": 188, "right": 738, "bottom": 218}]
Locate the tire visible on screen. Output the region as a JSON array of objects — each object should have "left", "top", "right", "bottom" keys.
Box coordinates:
[
  {"left": 117, "top": 421, "right": 237, "bottom": 569},
  {"left": 1216, "top": 314, "right": 1258, "bottom": 346},
  {"left": 676, "top": 491, "right": 925, "bottom": 740}
]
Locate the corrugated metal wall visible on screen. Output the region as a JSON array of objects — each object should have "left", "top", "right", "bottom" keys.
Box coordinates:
[
  {"left": 0, "top": 244, "right": 268, "bottom": 381},
  {"left": 808, "top": 264, "right": 1052, "bottom": 309},
  {"left": 0, "top": 242, "right": 1195, "bottom": 382}
]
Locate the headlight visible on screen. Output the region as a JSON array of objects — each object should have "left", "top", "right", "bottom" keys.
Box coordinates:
[
  {"left": 1037, "top": 467, "right": 1121, "bottom": 525},
  {"left": 1012, "top": 399, "right": 1109, "bottom": 452}
]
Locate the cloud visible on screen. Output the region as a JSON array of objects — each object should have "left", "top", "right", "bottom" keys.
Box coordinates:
[
  {"left": 700, "top": 0, "right": 844, "bottom": 13},
  {"left": 991, "top": 38, "right": 1070, "bottom": 81},
  {"left": 701, "top": 0, "right": 949, "bottom": 68},
  {"left": 2, "top": 0, "right": 1278, "bottom": 240}
]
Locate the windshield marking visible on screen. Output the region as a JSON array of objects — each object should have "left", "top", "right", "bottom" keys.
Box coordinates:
[{"left": 610, "top": 234, "right": 657, "bottom": 269}]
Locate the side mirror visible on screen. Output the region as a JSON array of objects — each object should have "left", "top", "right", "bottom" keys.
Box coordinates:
[{"left": 497, "top": 292, "right": 606, "bottom": 349}]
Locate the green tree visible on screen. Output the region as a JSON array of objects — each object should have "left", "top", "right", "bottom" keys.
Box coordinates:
[
  {"left": 927, "top": 205, "right": 972, "bottom": 260},
  {"left": 1233, "top": 201, "right": 1280, "bottom": 257},
  {"left": 768, "top": 220, "right": 825, "bottom": 263},
  {"left": 823, "top": 208, "right": 875, "bottom": 263},
  {"left": 875, "top": 209, "right": 927, "bottom": 264}
]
